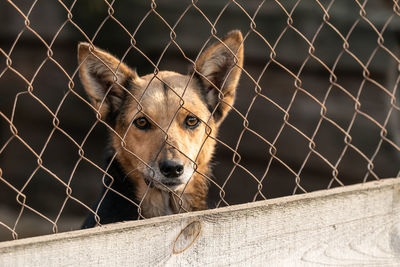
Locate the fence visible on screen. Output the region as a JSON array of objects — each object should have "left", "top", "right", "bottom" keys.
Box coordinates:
[{"left": 0, "top": 0, "right": 399, "bottom": 248}]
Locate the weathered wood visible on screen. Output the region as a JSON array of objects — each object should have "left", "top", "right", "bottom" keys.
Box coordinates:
[{"left": 0, "top": 178, "right": 399, "bottom": 266}]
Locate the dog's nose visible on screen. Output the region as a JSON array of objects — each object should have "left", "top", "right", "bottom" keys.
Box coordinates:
[{"left": 159, "top": 160, "right": 184, "bottom": 178}]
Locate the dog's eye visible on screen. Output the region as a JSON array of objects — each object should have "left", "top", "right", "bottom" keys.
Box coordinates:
[
  {"left": 133, "top": 117, "right": 151, "bottom": 130},
  {"left": 185, "top": 115, "right": 200, "bottom": 129}
]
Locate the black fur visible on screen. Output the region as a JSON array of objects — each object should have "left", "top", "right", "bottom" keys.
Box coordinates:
[{"left": 81, "top": 154, "right": 139, "bottom": 228}]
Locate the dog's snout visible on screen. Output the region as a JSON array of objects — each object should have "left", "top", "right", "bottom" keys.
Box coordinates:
[{"left": 159, "top": 160, "right": 184, "bottom": 178}]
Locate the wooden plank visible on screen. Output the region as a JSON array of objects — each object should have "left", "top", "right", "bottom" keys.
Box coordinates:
[{"left": 0, "top": 178, "right": 399, "bottom": 266}]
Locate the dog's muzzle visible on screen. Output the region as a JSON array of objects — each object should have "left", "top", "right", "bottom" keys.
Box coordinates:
[
  {"left": 159, "top": 160, "right": 184, "bottom": 179},
  {"left": 158, "top": 160, "right": 184, "bottom": 187},
  {"left": 142, "top": 160, "right": 186, "bottom": 190}
]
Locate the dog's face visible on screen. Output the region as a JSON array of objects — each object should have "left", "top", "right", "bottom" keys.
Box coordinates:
[
  {"left": 113, "top": 72, "right": 216, "bottom": 190},
  {"left": 77, "top": 31, "right": 243, "bottom": 193}
]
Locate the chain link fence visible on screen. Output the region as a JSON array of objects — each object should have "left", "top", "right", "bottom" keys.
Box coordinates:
[{"left": 0, "top": 0, "right": 399, "bottom": 241}]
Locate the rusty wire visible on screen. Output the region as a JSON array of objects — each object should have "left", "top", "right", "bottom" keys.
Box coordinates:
[{"left": 0, "top": 0, "right": 399, "bottom": 241}]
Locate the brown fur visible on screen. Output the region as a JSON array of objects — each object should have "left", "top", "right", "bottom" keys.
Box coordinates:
[{"left": 78, "top": 31, "right": 244, "bottom": 220}]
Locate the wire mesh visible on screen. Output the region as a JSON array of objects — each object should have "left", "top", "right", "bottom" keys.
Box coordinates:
[{"left": 0, "top": 0, "right": 399, "bottom": 241}]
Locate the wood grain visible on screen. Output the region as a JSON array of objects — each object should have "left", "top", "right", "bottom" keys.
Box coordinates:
[{"left": 0, "top": 178, "right": 399, "bottom": 266}]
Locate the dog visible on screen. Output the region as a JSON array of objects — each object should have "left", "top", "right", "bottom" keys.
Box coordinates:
[{"left": 78, "top": 31, "right": 244, "bottom": 228}]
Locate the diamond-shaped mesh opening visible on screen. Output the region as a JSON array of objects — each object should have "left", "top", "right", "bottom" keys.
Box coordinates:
[{"left": 0, "top": 0, "right": 399, "bottom": 242}]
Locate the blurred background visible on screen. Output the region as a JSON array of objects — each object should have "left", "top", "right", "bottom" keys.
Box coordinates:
[{"left": 0, "top": 0, "right": 399, "bottom": 241}]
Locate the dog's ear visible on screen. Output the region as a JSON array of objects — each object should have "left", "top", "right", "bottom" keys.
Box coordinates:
[
  {"left": 193, "top": 30, "right": 244, "bottom": 123},
  {"left": 77, "top": 42, "right": 138, "bottom": 119}
]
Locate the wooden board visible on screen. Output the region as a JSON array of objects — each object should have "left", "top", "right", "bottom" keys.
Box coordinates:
[{"left": 0, "top": 178, "right": 399, "bottom": 266}]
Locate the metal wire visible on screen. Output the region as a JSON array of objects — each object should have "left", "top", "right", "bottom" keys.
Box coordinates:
[{"left": 0, "top": 0, "right": 399, "bottom": 241}]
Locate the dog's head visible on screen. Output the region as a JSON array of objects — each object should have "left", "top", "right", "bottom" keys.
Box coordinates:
[{"left": 77, "top": 31, "right": 243, "bottom": 192}]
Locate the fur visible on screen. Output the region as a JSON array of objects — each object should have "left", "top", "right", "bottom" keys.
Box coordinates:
[{"left": 78, "top": 31, "right": 244, "bottom": 228}]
